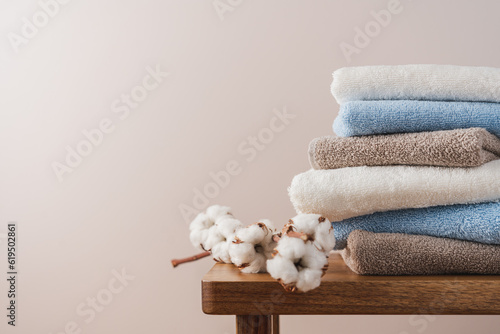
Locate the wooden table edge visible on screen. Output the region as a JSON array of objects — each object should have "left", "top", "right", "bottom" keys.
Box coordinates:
[{"left": 202, "top": 254, "right": 500, "bottom": 316}]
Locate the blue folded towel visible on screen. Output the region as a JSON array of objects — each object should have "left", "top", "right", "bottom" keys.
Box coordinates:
[
  {"left": 333, "top": 100, "right": 500, "bottom": 137},
  {"left": 333, "top": 202, "right": 500, "bottom": 250}
]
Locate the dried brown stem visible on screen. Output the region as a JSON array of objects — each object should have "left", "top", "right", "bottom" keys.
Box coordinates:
[
  {"left": 287, "top": 231, "right": 314, "bottom": 241},
  {"left": 273, "top": 231, "right": 314, "bottom": 243},
  {"left": 171, "top": 251, "right": 211, "bottom": 268}
]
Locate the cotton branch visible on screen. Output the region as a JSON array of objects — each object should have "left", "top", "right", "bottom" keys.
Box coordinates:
[{"left": 171, "top": 251, "right": 211, "bottom": 268}]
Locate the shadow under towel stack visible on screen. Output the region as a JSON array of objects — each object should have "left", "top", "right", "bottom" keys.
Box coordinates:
[{"left": 289, "top": 64, "right": 500, "bottom": 275}]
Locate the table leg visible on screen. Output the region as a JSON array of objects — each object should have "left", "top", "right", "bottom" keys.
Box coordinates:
[
  {"left": 236, "top": 315, "right": 279, "bottom": 334},
  {"left": 272, "top": 315, "right": 279, "bottom": 333}
]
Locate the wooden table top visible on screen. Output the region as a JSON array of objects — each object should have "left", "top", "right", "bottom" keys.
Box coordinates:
[{"left": 202, "top": 253, "right": 500, "bottom": 315}]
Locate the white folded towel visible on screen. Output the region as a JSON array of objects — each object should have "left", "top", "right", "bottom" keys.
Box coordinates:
[
  {"left": 331, "top": 64, "right": 500, "bottom": 104},
  {"left": 288, "top": 160, "right": 500, "bottom": 222}
]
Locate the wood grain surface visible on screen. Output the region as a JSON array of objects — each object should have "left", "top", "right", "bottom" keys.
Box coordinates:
[{"left": 202, "top": 253, "right": 500, "bottom": 315}]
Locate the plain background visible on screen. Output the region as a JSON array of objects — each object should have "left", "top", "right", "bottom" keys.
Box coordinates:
[{"left": 1, "top": 0, "right": 499, "bottom": 333}]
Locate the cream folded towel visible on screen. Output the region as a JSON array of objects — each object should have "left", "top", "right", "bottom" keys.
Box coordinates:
[
  {"left": 342, "top": 230, "right": 500, "bottom": 275},
  {"left": 288, "top": 160, "right": 500, "bottom": 222},
  {"left": 331, "top": 64, "right": 500, "bottom": 104},
  {"left": 309, "top": 128, "right": 500, "bottom": 169}
]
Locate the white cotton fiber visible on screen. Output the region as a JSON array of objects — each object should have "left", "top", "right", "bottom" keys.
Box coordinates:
[
  {"left": 203, "top": 226, "right": 225, "bottom": 251},
  {"left": 295, "top": 269, "right": 323, "bottom": 292},
  {"left": 206, "top": 205, "right": 232, "bottom": 221},
  {"left": 301, "top": 243, "right": 328, "bottom": 269},
  {"left": 275, "top": 237, "right": 306, "bottom": 261},
  {"left": 266, "top": 213, "right": 334, "bottom": 292},
  {"left": 210, "top": 240, "right": 232, "bottom": 263},
  {"left": 216, "top": 216, "right": 244, "bottom": 239},
  {"left": 229, "top": 242, "right": 255, "bottom": 266},
  {"left": 289, "top": 214, "right": 320, "bottom": 234},
  {"left": 288, "top": 214, "right": 336, "bottom": 253},
  {"left": 228, "top": 220, "right": 278, "bottom": 273},
  {"left": 240, "top": 253, "right": 268, "bottom": 273},
  {"left": 237, "top": 224, "right": 267, "bottom": 244},
  {"left": 267, "top": 255, "right": 299, "bottom": 284},
  {"left": 314, "top": 220, "right": 336, "bottom": 253},
  {"left": 189, "top": 205, "right": 241, "bottom": 252}
]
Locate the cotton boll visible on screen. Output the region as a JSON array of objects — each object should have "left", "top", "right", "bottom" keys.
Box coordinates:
[
  {"left": 229, "top": 241, "right": 255, "bottom": 266},
  {"left": 289, "top": 214, "right": 322, "bottom": 235},
  {"left": 189, "top": 228, "right": 210, "bottom": 251},
  {"left": 289, "top": 214, "right": 335, "bottom": 254},
  {"left": 216, "top": 216, "right": 244, "bottom": 239},
  {"left": 237, "top": 224, "right": 268, "bottom": 244},
  {"left": 268, "top": 222, "right": 331, "bottom": 292},
  {"left": 203, "top": 226, "right": 225, "bottom": 251},
  {"left": 258, "top": 219, "right": 276, "bottom": 232},
  {"left": 211, "top": 240, "right": 232, "bottom": 263},
  {"left": 300, "top": 244, "right": 328, "bottom": 270},
  {"left": 295, "top": 269, "right": 323, "bottom": 292},
  {"left": 275, "top": 237, "right": 306, "bottom": 261},
  {"left": 267, "top": 256, "right": 299, "bottom": 284},
  {"left": 229, "top": 220, "right": 277, "bottom": 271},
  {"left": 205, "top": 205, "right": 232, "bottom": 222},
  {"left": 189, "top": 212, "right": 213, "bottom": 250},
  {"left": 188, "top": 205, "right": 243, "bottom": 252},
  {"left": 314, "top": 219, "right": 335, "bottom": 253},
  {"left": 240, "top": 253, "right": 267, "bottom": 273},
  {"left": 189, "top": 212, "right": 211, "bottom": 232},
  {"left": 189, "top": 211, "right": 220, "bottom": 250},
  {"left": 257, "top": 220, "right": 278, "bottom": 254},
  {"left": 262, "top": 238, "right": 278, "bottom": 256}
]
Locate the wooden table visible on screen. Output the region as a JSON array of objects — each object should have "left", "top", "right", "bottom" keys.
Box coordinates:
[{"left": 202, "top": 253, "right": 500, "bottom": 334}]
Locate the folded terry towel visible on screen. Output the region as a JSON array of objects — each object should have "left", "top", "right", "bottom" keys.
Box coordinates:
[
  {"left": 309, "top": 128, "right": 500, "bottom": 169},
  {"left": 341, "top": 230, "right": 500, "bottom": 275},
  {"left": 288, "top": 160, "right": 500, "bottom": 222},
  {"left": 333, "top": 100, "right": 500, "bottom": 137},
  {"left": 331, "top": 64, "right": 500, "bottom": 104},
  {"left": 332, "top": 202, "right": 500, "bottom": 250}
]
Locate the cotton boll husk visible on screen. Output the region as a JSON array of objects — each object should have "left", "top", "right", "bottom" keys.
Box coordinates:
[
  {"left": 205, "top": 205, "right": 232, "bottom": 221},
  {"left": 211, "top": 240, "right": 232, "bottom": 263},
  {"left": 229, "top": 241, "right": 255, "bottom": 266},
  {"left": 216, "top": 216, "right": 244, "bottom": 239},
  {"left": 267, "top": 256, "right": 299, "bottom": 284},
  {"left": 240, "top": 253, "right": 267, "bottom": 273},
  {"left": 203, "top": 226, "right": 225, "bottom": 251},
  {"left": 296, "top": 269, "right": 323, "bottom": 292},
  {"left": 275, "top": 237, "right": 307, "bottom": 261},
  {"left": 314, "top": 219, "right": 335, "bottom": 253}
]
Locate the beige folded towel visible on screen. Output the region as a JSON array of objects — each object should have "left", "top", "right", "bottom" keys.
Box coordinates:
[
  {"left": 342, "top": 230, "right": 500, "bottom": 275},
  {"left": 309, "top": 128, "right": 500, "bottom": 170}
]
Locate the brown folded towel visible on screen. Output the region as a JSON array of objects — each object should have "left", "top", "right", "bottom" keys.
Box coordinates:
[
  {"left": 341, "top": 230, "right": 500, "bottom": 275},
  {"left": 309, "top": 128, "right": 500, "bottom": 169}
]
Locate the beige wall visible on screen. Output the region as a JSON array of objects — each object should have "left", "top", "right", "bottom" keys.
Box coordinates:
[{"left": 1, "top": 0, "right": 499, "bottom": 333}]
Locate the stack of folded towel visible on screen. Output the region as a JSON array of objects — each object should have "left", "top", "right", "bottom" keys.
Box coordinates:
[{"left": 289, "top": 64, "right": 500, "bottom": 275}]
